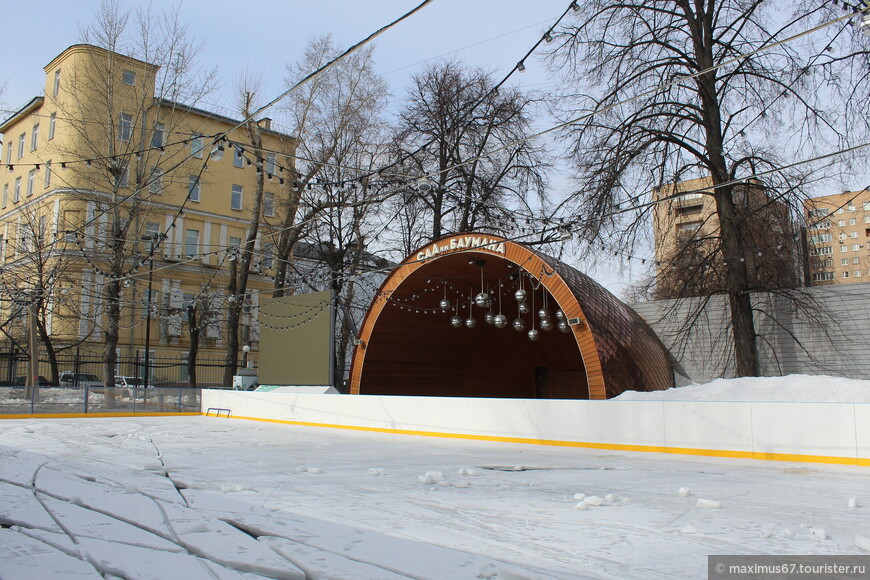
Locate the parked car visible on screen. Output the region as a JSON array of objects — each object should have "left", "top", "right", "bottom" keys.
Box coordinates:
[
  {"left": 58, "top": 372, "right": 103, "bottom": 388},
  {"left": 1, "top": 376, "right": 52, "bottom": 387}
]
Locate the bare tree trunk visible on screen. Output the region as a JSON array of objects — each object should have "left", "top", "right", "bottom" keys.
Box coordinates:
[{"left": 187, "top": 304, "right": 198, "bottom": 389}]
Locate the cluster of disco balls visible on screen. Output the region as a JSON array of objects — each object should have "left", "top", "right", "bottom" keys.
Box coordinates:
[{"left": 442, "top": 288, "right": 572, "bottom": 341}]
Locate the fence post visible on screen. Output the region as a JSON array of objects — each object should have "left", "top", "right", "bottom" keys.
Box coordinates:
[
  {"left": 178, "top": 387, "right": 182, "bottom": 412},
  {"left": 30, "top": 385, "right": 35, "bottom": 415},
  {"left": 84, "top": 385, "right": 89, "bottom": 414}
]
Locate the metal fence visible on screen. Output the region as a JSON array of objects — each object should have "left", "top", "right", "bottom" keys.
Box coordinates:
[
  {"left": 0, "top": 352, "right": 236, "bottom": 390},
  {"left": 0, "top": 385, "right": 200, "bottom": 415}
]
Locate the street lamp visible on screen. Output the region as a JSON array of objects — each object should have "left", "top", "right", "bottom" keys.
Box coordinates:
[
  {"left": 242, "top": 344, "right": 250, "bottom": 369},
  {"left": 142, "top": 233, "right": 161, "bottom": 389}
]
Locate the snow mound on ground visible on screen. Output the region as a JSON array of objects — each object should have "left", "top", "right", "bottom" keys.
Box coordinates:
[{"left": 614, "top": 375, "right": 870, "bottom": 403}]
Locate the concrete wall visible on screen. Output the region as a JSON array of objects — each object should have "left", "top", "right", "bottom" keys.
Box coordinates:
[
  {"left": 201, "top": 390, "right": 870, "bottom": 465},
  {"left": 630, "top": 284, "right": 870, "bottom": 384}
]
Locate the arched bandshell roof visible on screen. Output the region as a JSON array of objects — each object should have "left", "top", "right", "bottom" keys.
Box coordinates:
[{"left": 349, "top": 234, "right": 672, "bottom": 399}]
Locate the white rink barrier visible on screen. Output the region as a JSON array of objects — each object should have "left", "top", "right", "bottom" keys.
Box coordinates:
[{"left": 200, "top": 390, "right": 870, "bottom": 466}]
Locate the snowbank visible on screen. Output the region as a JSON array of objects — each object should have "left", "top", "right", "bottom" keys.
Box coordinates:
[{"left": 614, "top": 375, "right": 870, "bottom": 403}]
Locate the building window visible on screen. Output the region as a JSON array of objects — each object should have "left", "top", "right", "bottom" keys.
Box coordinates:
[
  {"left": 49, "top": 113, "right": 56, "bottom": 140},
  {"left": 813, "top": 220, "right": 830, "bottom": 230},
  {"left": 853, "top": 256, "right": 861, "bottom": 265},
  {"left": 866, "top": 228, "right": 870, "bottom": 237},
  {"left": 808, "top": 208, "right": 831, "bottom": 218},
  {"left": 191, "top": 134, "right": 203, "bottom": 158},
  {"left": 184, "top": 229, "right": 199, "bottom": 257},
  {"left": 850, "top": 218, "right": 857, "bottom": 226},
  {"left": 852, "top": 244, "right": 861, "bottom": 251},
  {"left": 18, "top": 134, "right": 25, "bottom": 159},
  {"left": 841, "top": 246, "right": 848, "bottom": 252},
  {"left": 838, "top": 219, "right": 846, "bottom": 227},
  {"left": 809, "top": 233, "right": 832, "bottom": 244},
  {"left": 848, "top": 205, "right": 856, "bottom": 212},
  {"left": 851, "top": 231, "right": 859, "bottom": 238},
  {"left": 812, "top": 272, "right": 835, "bottom": 282},
  {"left": 188, "top": 176, "right": 200, "bottom": 202},
  {"left": 44, "top": 161, "right": 51, "bottom": 188},
  {"left": 122, "top": 70, "right": 136, "bottom": 86},
  {"left": 119, "top": 113, "right": 133, "bottom": 142},
  {"left": 810, "top": 245, "right": 832, "bottom": 256},
  {"left": 13, "top": 177, "right": 21, "bottom": 202},
  {"left": 151, "top": 123, "right": 165, "bottom": 148},
  {"left": 855, "top": 270, "right": 863, "bottom": 277},
  {"left": 863, "top": 201, "right": 870, "bottom": 211},
  {"left": 2, "top": 184, "right": 7, "bottom": 208},
  {"left": 210, "top": 142, "right": 224, "bottom": 161},
  {"left": 231, "top": 185, "right": 243, "bottom": 210},
  {"left": 838, "top": 233, "right": 846, "bottom": 242},
  {"left": 30, "top": 124, "right": 39, "bottom": 151},
  {"left": 264, "top": 192, "right": 275, "bottom": 217},
  {"left": 261, "top": 243, "right": 274, "bottom": 269},
  {"left": 5, "top": 140, "right": 10, "bottom": 164},
  {"left": 229, "top": 236, "right": 241, "bottom": 249},
  {"left": 266, "top": 153, "right": 276, "bottom": 175},
  {"left": 837, "top": 208, "right": 845, "bottom": 214},
  {"left": 145, "top": 221, "right": 161, "bottom": 240},
  {"left": 53, "top": 69, "right": 61, "bottom": 96},
  {"left": 27, "top": 169, "right": 35, "bottom": 196},
  {"left": 841, "top": 258, "right": 849, "bottom": 266},
  {"left": 842, "top": 271, "right": 850, "bottom": 278},
  {"left": 149, "top": 167, "right": 163, "bottom": 194},
  {"left": 865, "top": 216, "right": 870, "bottom": 224},
  {"left": 233, "top": 145, "right": 244, "bottom": 168},
  {"left": 115, "top": 160, "right": 129, "bottom": 188}
]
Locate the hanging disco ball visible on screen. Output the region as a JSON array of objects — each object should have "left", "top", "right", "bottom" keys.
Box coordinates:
[
  {"left": 527, "top": 329, "right": 539, "bottom": 341},
  {"left": 558, "top": 321, "right": 570, "bottom": 333},
  {"left": 474, "top": 292, "right": 492, "bottom": 309},
  {"left": 512, "top": 317, "right": 527, "bottom": 332},
  {"left": 450, "top": 315, "right": 463, "bottom": 328},
  {"left": 439, "top": 298, "right": 451, "bottom": 311},
  {"left": 493, "top": 314, "right": 508, "bottom": 328},
  {"left": 515, "top": 288, "right": 528, "bottom": 302},
  {"left": 555, "top": 309, "right": 565, "bottom": 321},
  {"left": 540, "top": 317, "right": 554, "bottom": 331},
  {"left": 484, "top": 311, "right": 495, "bottom": 325},
  {"left": 518, "top": 302, "right": 530, "bottom": 315},
  {"left": 465, "top": 317, "right": 477, "bottom": 329}
]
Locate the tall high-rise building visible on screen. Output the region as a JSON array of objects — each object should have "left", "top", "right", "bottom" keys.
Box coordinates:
[
  {"left": 804, "top": 189, "right": 870, "bottom": 285},
  {"left": 651, "top": 176, "right": 799, "bottom": 299}
]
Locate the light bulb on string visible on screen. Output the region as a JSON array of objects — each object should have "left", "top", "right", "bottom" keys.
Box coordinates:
[
  {"left": 528, "top": 288, "right": 539, "bottom": 341},
  {"left": 493, "top": 277, "right": 508, "bottom": 328},
  {"left": 465, "top": 291, "right": 476, "bottom": 328}
]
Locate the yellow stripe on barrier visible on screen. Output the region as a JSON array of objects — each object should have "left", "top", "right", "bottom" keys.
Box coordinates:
[{"left": 206, "top": 413, "right": 870, "bottom": 467}]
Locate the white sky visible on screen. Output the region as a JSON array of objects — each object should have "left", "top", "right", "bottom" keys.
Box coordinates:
[{"left": 1, "top": 408, "right": 868, "bottom": 578}]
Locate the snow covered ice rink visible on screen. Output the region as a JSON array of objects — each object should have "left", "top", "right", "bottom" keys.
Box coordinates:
[{"left": 1, "top": 415, "right": 869, "bottom": 579}]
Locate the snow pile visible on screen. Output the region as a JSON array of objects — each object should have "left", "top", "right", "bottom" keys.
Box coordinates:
[{"left": 615, "top": 374, "right": 870, "bottom": 403}]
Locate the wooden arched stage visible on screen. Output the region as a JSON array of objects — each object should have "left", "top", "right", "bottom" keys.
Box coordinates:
[{"left": 349, "top": 234, "right": 673, "bottom": 399}]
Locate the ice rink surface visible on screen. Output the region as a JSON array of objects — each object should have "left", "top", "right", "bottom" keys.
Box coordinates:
[{"left": 1, "top": 416, "right": 868, "bottom": 579}]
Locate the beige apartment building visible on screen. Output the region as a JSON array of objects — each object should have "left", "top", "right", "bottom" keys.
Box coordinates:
[
  {"left": 804, "top": 189, "right": 870, "bottom": 285},
  {"left": 652, "top": 176, "right": 799, "bottom": 299},
  {"left": 0, "top": 44, "right": 297, "bottom": 384}
]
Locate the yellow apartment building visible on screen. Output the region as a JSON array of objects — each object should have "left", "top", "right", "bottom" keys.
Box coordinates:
[
  {"left": 0, "top": 44, "right": 297, "bottom": 385},
  {"left": 804, "top": 189, "right": 870, "bottom": 285},
  {"left": 652, "top": 176, "right": 799, "bottom": 299}
]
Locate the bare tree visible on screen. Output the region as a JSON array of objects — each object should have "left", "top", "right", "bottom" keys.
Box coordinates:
[
  {"left": 221, "top": 88, "right": 268, "bottom": 388},
  {"left": 388, "top": 61, "right": 547, "bottom": 244},
  {"left": 547, "top": 0, "right": 867, "bottom": 376},
  {"left": 271, "top": 36, "right": 390, "bottom": 299},
  {"left": 50, "top": 0, "right": 216, "bottom": 401},
  {"left": 0, "top": 207, "right": 96, "bottom": 384}
]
